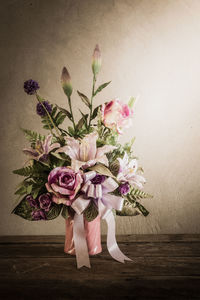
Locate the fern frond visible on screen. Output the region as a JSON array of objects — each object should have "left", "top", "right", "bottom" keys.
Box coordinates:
[
  {"left": 131, "top": 189, "right": 153, "bottom": 200},
  {"left": 21, "top": 128, "right": 45, "bottom": 147}
]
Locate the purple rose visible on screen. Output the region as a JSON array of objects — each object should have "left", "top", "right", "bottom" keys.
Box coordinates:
[
  {"left": 118, "top": 182, "right": 130, "bottom": 195},
  {"left": 31, "top": 210, "right": 46, "bottom": 221},
  {"left": 36, "top": 101, "right": 52, "bottom": 117},
  {"left": 46, "top": 167, "right": 83, "bottom": 205},
  {"left": 38, "top": 193, "right": 52, "bottom": 212},
  {"left": 26, "top": 195, "right": 39, "bottom": 209},
  {"left": 24, "top": 79, "right": 39, "bottom": 95},
  {"left": 91, "top": 174, "right": 106, "bottom": 184}
]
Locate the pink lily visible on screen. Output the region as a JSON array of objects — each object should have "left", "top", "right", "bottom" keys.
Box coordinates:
[
  {"left": 56, "top": 132, "right": 116, "bottom": 171},
  {"left": 23, "top": 134, "right": 60, "bottom": 163},
  {"left": 117, "top": 152, "right": 146, "bottom": 189}
]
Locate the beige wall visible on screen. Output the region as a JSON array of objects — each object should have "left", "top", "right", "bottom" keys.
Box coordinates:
[{"left": 0, "top": 0, "right": 200, "bottom": 235}]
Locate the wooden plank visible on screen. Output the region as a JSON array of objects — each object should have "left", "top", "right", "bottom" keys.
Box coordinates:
[
  {"left": 1, "top": 276, "right": 200, "bottom": 300},
  {"left": 1, "top": 234, "right": 200, "bottom": 244},
  {"left": 1, "top": 257, "right": 200, "bottom": 279},
  {"left": 1, "top": 242, "right": 200, "bottom": 258}
]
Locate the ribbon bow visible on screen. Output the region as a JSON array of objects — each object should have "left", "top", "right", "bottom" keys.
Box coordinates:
[{"left": 71, "top": 171, "right": 132, "bottom": 268}]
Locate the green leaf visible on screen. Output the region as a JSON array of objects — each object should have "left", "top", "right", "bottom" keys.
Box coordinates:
[
  {"left": 131, "top": 189, "right": 153, "bottom": 200},
  {"left": 13, "top": 166, "right": 34, "bottom": 177},
  {"left": 51, "top": 152, "right": 67, "bottom": 161},
  {"left": 61, "top": 205, "right": 69, "bottom": 219},
  {"left": 21, "top": 128, "right": 45, "bottom": 147},
  {"left": 84, "top": 201, "right": 98, "bottom": 222},
  {"left": 91, "top": 106, "right": 101, "bottom": 120},
  {"left": 68, "top": 126, "right": 75, "bottom": 135},
  {"left": 56, "top": 105, "right": 72, "bottom": 120},
  {"left": 32, "top": 188, "right": 41, "bottom": 199},
  {"left": 51, "top": 106, "right": 58, "bottom": 118},
  {"left": 89, "top": 163, "right": 116, "bottom": 178},
  {"left": 55, "top": 112, "right": 66, "bottom": 126},
  {"left": 128, "top": 97, "right": 136, "bottom": 109},
  {"left": 77, "top": 91, "right": 91, "bottom": 108},
  {"left": 76, "top": 113, "right": 88, "bottom": 130},
  {"left": 94, "top": 81, "right": 111, "bottom": 96},
  {"left": 76, "top": 116, "right": 85, "bottom": 130},
  {"left": 135, "top": 202, "right": 149, "bottom": 217},
  {"left": 42, "top": 116, "right": 53, "bottom": 130},
  {"left": 116, "top": 204, "right": 139, "bottom": 216},
  {"left": 46, "top": 203, "right": 62, "bottom": 220},
  {"left": 109, "top": 160, "right": 120, "bottom": 177},
  {"left": 12, "top": 197, "right": 33, "bottom": 221},
  {"left": 26, "top": 184, "right": 33, "bottom": 194},
  {"left": 14, "top": 186, "right": 27, "bottom": 196},
  {"left": 13, "top": 163, "right": 50, "bottom": 178}
]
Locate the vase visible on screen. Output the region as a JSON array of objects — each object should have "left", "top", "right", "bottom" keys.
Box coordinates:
[{"left": 64, "top": 215, "right": 102, "bottom": 255}]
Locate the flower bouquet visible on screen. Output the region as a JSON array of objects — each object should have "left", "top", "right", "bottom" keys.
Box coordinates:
[{"left": 12, "top": 45, "right": 152, "bottom": 268}]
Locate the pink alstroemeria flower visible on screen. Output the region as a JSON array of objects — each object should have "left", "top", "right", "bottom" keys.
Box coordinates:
[
  {"left": 23, "top": 134, "right": 60, "bottom": 162},
  {"left": 56, "top": 132, "right": 116, "bottom": 171},
  {"left": 117, "top": 153, "right": 146, "bottom": 189}
]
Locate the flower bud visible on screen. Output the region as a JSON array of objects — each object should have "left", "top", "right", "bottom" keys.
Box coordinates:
[
  {"left": 92, "top": 44, "right": 101, "bottom": 76},
  {"left": 61, "top": 67, "right": 73, "bottom": 97}
]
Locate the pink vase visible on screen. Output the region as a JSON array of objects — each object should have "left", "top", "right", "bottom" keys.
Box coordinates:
[{"left": 64, "top": 215, "right": 102, "bottom": 255}]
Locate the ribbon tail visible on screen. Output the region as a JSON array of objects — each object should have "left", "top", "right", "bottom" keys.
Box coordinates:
[
  {"left": 104, "top": 210, "right": 132, "bottom": 263},
  {"left": 73, "top": 213, "right": 91, "bottom": 269}
]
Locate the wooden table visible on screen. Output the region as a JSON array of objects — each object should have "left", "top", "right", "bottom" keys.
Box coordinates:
[{"left": 0, "top": 235, "right": 200, "bottom": 299}]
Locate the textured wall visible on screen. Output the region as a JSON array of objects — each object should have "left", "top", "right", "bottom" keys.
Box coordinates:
[{"left": 0, "top": 0, "right": 200, "bottom": 235}]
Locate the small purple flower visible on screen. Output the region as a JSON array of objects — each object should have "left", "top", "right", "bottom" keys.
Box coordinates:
[
  {"left": 24, "top": 79, "right": 39, "bottom": 95},
  {"left": 26, "top": 195, "right": 39, "bottom": 209},
  {"left": 36, "top": 101, "right": 52, "bottom": 117},
  {"left": 91, "top": 174, "right": 106, "bottom": 185},
  {"left": 118, "top": 182, "right": 130, "bottom": 195},
  {"left": 31, "top": 210, "right": 46, "bottom": 221},
  {"left": 38, "top": 193, "right": 52, "bottom": 212}
]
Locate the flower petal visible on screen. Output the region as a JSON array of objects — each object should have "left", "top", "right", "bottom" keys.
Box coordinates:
[
  {"left": 51, "top": 183, "right": 74, "bottom": 195},
  {"left": 48, "top": 143, "right": 60, "bottom": 152},
  {"left": 65, "top": 137, "right": 80, "bottom": 158},
  {"left": 56, "top": 145, "right": 77, "bottom": 160},
  {"left": 23, "top": 148, "right": 39, "bottom": 158},
  {"left": 79, "top": 132, "right": 98, "bottom": 161},
  {"left": 43, "top": 134, "right": 52, "bottom": 153},
  {"left": 96, "top": 145, "right": 116, "bottom": 158}
]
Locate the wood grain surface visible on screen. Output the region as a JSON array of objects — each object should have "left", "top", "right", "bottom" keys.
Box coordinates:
[{"left": 0, "top": 235, "right": 200, "bottom": 299}]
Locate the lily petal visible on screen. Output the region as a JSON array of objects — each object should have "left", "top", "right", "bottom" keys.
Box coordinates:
[
  {"left": 79, "top": 132, "right": 98, "bottom": 161},
  {"left": 48, "top": 143, "right": 60, "bottom": 152},
  {"left": 96, "top": 145, "right": 116, "bottom": 158},
  {"left": 23, "top": 148, "right": 39, "bottom": 158},
  {"left": 43, "top": 134, "right": 52, "bottom": 153}
]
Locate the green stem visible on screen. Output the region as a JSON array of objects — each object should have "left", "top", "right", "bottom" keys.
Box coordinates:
[
  {"left": 88, "top": 75, "right": 96, "bottom": 128},
  {"left": 67, "top": 96, "right": 76, "bottom": 131},
  {"left": 36, "top": 94, "right": 62, "bottom": 139}
]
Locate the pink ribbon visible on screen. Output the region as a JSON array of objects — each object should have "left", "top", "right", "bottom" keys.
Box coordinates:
[{"left": 71, "top": 171, "right": 132, "bottom": 268}]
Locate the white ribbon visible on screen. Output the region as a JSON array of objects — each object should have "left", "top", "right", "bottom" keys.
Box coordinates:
[
  {"left": 71, "top": 173, "right": 132, "bottom": 268},
  {"left": 98, "top": 200, "right": 132, "bottom": 263},
  {"left": 73, "top": 213, "right": 91, "bottom": 268}
]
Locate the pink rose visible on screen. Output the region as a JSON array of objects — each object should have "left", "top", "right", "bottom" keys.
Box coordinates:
[
  {"left": 45, "top": 167, "right": 83, "bottom": 205},
  {"left": 102, "top": 99, "right": 133, "bottom": 134}
]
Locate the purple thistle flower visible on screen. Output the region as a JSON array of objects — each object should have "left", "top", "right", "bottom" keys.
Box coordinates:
[
  {"left": 26, "top": 195, "right": 39, "bottom": 209},
  {"left": 24, "top": 79, "right": 39, "bottom": 95},
  {"left": 36, "top": 101, "right": 52, "bottom": 117},
  {"left": 91, "top": 174, "right": 106, "bottom": 185},
  {"left": 31, "top": 210, "right": 46, "bottom": 221},
  {"left": 118, "top": 182, "right": 130, "bottom": 195}
]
